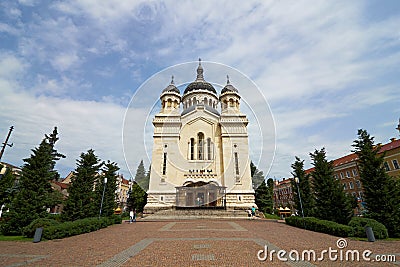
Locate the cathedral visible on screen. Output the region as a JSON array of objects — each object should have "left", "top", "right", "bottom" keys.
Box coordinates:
[{"left": 144, "top": 60, "right": 256, "bottom": 212}]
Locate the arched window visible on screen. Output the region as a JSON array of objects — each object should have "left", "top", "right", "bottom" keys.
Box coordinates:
[
  {"left": 207, "top": 138, "right": 212, "bottom": 160},
  {"left": 203, "top": 97, "right": 207, "bottom": 105},
  {"left": 189, "top": 99, "right": 192, "bottom": 107},
  {"left": 209, "top": 99, "right": 212, "bottom": 106},
  {"left": 190, "top": 138, "right": 195, "bottom": 160},
  {"left": 193, "top": 97, "right": 197, "bottom": 105},
  {"left": 198, "top": 132, "right": 204, "bottom": 160}
]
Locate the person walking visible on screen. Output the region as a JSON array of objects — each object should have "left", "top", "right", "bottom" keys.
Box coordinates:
[
  {"left": 129, "top": 209, "right": 134, "bottom": 223},
  {"left": 133, "top": 209, "right": 137, "bottom": 222},
  {"left": 251, "top": 206, "right": 256, "bottom": 219}
]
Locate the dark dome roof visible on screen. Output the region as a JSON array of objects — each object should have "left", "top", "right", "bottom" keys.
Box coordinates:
[
  {"left": 162, "top": 76, "right": 180, "bottom": 94},
  {"left": 221, "top": 75, "right": 238, "bottom": 94},
  {"left": 184, "top": 80, "right": 216, "bottom": 94},
  {"left": 183, "top": 59, "right": 217, "bottom": 95}
]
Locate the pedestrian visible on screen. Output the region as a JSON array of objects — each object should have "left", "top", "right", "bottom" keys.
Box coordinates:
[
  {"left": 129, "top": 209, "right": 134, "bottom": 223},
  {"left": 251, "top": 206, "right": 256, "bottom": 219},
  {"left": 247, "top": 209, "right": 252, "bottom": 220},
  {"left": 133, "top": 209, "right": 137, "bottom": 222}
]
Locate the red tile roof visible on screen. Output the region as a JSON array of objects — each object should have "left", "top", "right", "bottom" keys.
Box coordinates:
[
  {"left": 52, "top": 181, "right": 69, "bottom": 190},
  {"left": 378, "top": 139, "right": 400, "bottom": 153}
]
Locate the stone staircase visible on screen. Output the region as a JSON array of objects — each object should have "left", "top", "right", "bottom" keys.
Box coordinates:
[{"left": 141, "top": 208, "right": 249, "bottom": 220}]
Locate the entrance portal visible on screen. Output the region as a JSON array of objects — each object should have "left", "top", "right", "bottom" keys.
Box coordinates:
[{"left": 176, "top": 181, "right": 226, "bottom": 209}]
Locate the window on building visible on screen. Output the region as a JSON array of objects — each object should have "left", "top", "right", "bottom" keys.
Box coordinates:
[
  {"left": 198, "top": 133, "right": 204, "bottom": 160},
  {"left": 340, "top": 172, "right": 344, "bottom": 179},
  {"left": 343, "top": 183, "right": 347, "bottom": 190},
  {"left": 207, "top": 138, "right": 212, "bottom": 160},
  {"left": 190, "top": 138, "right": 195, "bottom": 160},
  {"left": 393, "top": 159, "right": 399, "bottom": 170},
  {"left": 334, "top": 174, "right": 338, "bottom": 180},
  {"left": 355, "top": 180, "right": 361, "bottom": 188},
  {"left": 234, "top": 152, "right": 240, "bottom": 176},
  {"left": 384, "top": 162, "right": 390, "bottom": 171},
  {"left": 349, "top": 181, "right": 354, "bottom": 189},
  {"left": 346, "top": 171, "right": 351, "bottom": 178},
  {"left": 352, "top": 169, "right": 358, "bottom": 177},
  {"left": 162, "top": 152, "right": 167, "bottom": 175}
]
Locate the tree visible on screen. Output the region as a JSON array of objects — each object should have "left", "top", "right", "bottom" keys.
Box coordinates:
[
  {"left": 310, "top": 148, "right": 353, "bottom": 225},
  {"left": 251, "top": 161, "right": 265, "bottom": 190},
  {"left": 95, "top": 161, "right": 119, "bottom": 217},
  {"left": 352, "top": 129, "right": 400, "bottom": 237},
  {"left": 255, "top": 178, "right": 274, "bottom": 213},
  {"left": 291, "top": 156, "right": 315, "bottom": 217},
  {"left": 1, "top": 127, "right": 64, "bottom": 235},
  {"left": 135, "top": 160, "right": 148, "bottom": 191},
  {"left": 127, "top": 182, "right": 147, "bottom": 212},
  {"left": 0, "top": 164, "right": 16, "bottom": 211},
  {"left": 63, "top": 149, "right": 103, "bottom": 221}
]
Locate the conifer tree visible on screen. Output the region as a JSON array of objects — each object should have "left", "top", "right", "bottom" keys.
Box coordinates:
[
  {"left": 134, "top": 160, "right": 147, "bottom": 190},
  {"left": 255, "top": 178, "right": 274, "bottom": 213},
  {"left": 0, "top": 164, "right": 16, "bottom": 214},
  {"left": 310, "top": 148, "right": 353, "bottom": 225},
  {"left": 251, "top": 161, "right": 265, "bottom": 190},
  {"left": 291, "top": 157, "right": 315, "bottom": 217},
  {"left": 95, "top": 161, "right": 119, "bottom": 217},
  {"left": 1, "top": 127, "right": 64, "bottom": 235},
  {"left": 352, "top": 129, "right": 400, "bottom": 237},
  {"left": 63, "top": 149, "right": 103, "bottom": 221},
  {"left": 127, "top": 182, "right": 147, "bottom": 212}
]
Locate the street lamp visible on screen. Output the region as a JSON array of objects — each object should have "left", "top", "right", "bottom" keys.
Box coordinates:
[
  {"left": 99, "top": 177, "right": 107, "bottom": 219},
  {"left": 294, "top": 177, "right": 306, "bottom": 229}
]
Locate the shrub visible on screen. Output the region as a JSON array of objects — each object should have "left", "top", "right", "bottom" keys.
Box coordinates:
[
  {"left": 285, "top": 216, "right": 352, "bottom": 237},
  {"left": 348, "top": 217, "right": 388, "bottom": 239},
  {"left": 22, "top": 218, "right": 60, "bottom": 238},
  {"left": 42, "top": 216, "right": 120, "bottom": 240}
]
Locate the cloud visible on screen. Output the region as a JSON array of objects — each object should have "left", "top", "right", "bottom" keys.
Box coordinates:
[{"left": 2, "top": 0, "right": 400, "bottom": 180}]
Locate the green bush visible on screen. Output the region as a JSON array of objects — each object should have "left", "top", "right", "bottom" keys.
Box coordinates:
[
  {"left": 349, "top": 217, "right": 388, "bottom": 239},
  {"left": 264, "top": 213, "right": 280, "bottom": 220},
  {"left": 42, "top": 216, "right": 121, "bottom": 240},
  {"left": 285, "top": 216, "right": 352, "bottom": 237},
  {"left": 22, "top": 218, "right": 60, "bottom": 238}
]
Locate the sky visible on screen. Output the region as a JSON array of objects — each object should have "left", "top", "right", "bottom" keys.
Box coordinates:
[{"left": 1, "top": 0, "right": 400, "bottom": 181}]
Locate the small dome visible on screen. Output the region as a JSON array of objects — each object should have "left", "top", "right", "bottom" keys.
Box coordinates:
[
  {"left": 183, "top": 59, "right": 217, "bottom": 95},
  {"left": 221, "top": 75, "right": 238, "bottom": 94},
  {"left": 162, "top": 76, "right": 180, "bottom": 94}
]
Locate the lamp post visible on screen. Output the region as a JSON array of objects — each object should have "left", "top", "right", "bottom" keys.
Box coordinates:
[
  {"left": 99, "top": 177, "right": 107, "bottom": 219},
  {"left": 294, "top": 177, "right": 306, "bottom": 229}
]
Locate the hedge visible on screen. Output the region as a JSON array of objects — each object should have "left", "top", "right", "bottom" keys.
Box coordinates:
[
  {"left": 285, "top": 216, "right": 352, "bottom": 237},
  {"left": 42, "top": 215, "right": 122, "bottom": 240},
  {"left": 349, "top": 217, "right": 388, "bottom": 239},
  {"left": 22, "top": 218, "right": 61, "bottom": 238}
]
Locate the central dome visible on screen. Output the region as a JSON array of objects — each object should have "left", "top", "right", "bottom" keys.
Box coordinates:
[{"left": 183, "top": 59, "right": 217, "bottom": 95}]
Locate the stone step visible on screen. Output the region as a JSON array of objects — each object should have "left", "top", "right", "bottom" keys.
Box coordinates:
[{"left": 142, "top": 208, "right": 252, "bottom": 220}]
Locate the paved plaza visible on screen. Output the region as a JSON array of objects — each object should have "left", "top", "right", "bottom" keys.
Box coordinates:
[{"left": 0, "top": 219, "right": 399, "bottom": 266}]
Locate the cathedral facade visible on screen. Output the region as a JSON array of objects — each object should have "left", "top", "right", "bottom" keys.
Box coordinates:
[{"left": 144, "top": 61, "right": 256, "bottom": 212}]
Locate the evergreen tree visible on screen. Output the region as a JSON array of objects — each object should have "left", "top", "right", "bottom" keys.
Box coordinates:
[
  {"left": 255, "top": 178, "right": 274, "bottom": 213},
  {"left": 127, "top": 182, "right": 147, "bottom": 212},
  {"left": 95, "top": 161, "right": 119, "bottom": 217},
  {"left": 352, "top": 129, "right": 400, "bottom": 237},
  {"left": 310, "top": 148, "right": 353, "bottom": 225},
  {"left": 134, "top": 160, "right": 147, "bottom": 191},
  {"left": 1, "top": 127, "right": 64, "bottom": 235},
  {"left": 63, "top": 149, "right": 103, "bottom": 221},
  {"left": 0, "top": 165, "right": 17, "bottom": 215},
  {"left": 290, "top": 156, "right": 315, "bottom": 217},
  {"left": 251, "top": 161, "right": 265, "bottom": 190}
]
